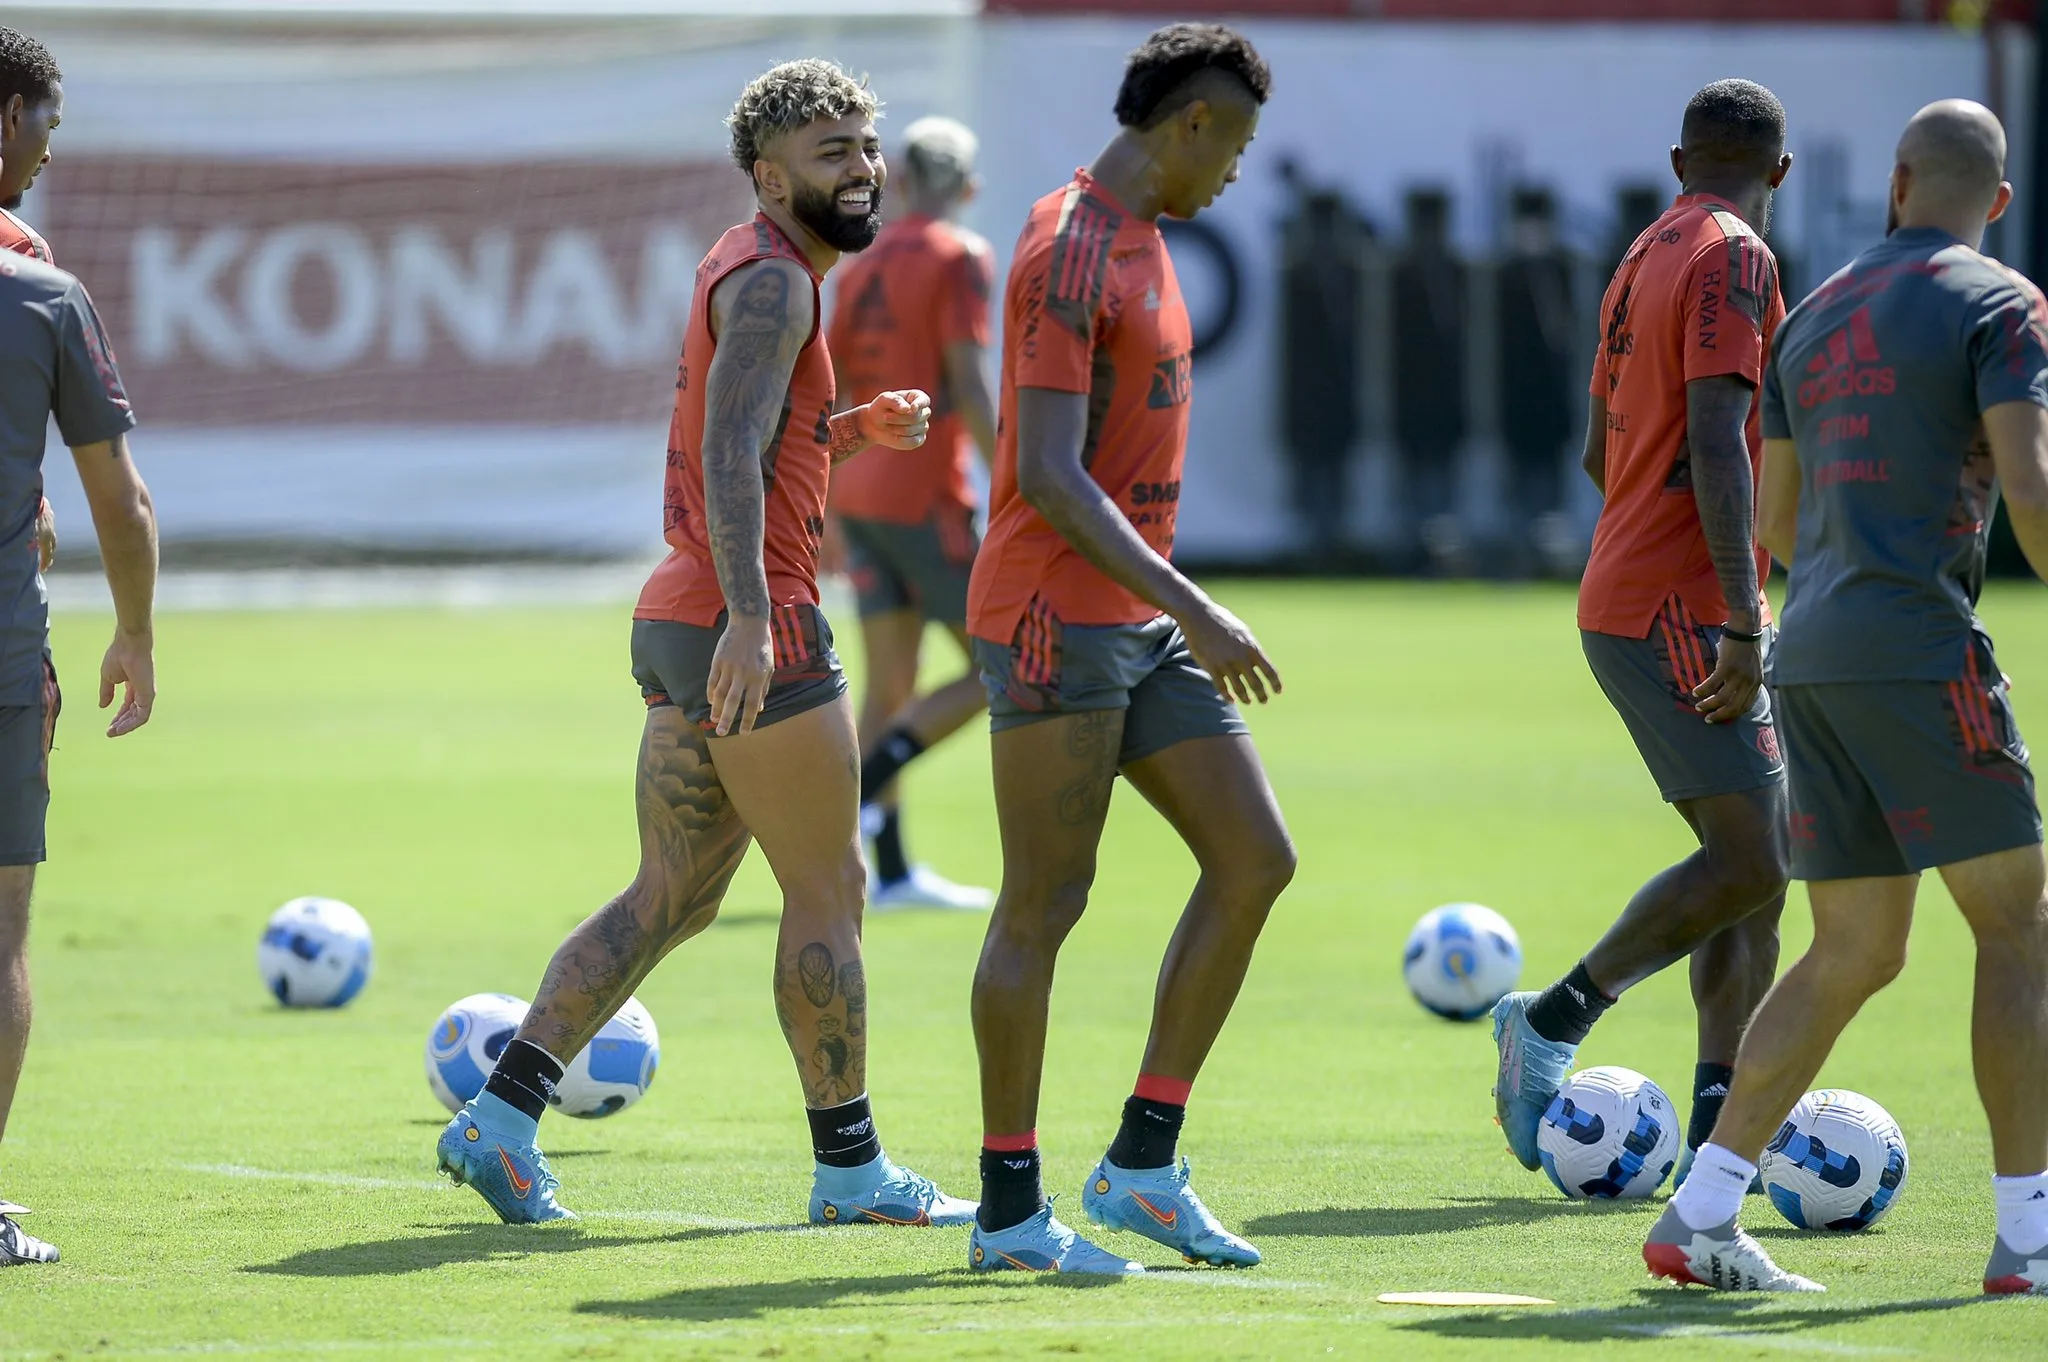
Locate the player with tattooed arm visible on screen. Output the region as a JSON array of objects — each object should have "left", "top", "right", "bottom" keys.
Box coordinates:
[
  {"left": 963, "top": 25, "right": 1293, "bottom": 1275},
  {"left": 1492, "top": 80, "right": 1797, "bottom": 1189},
  {"left": 436, "top": 60, "right": 973, "bottom": 1229}
]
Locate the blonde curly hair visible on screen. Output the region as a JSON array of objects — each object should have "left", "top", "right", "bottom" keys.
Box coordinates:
[{"left": 728, "top": 60, "right": 881, "bottom": 178}]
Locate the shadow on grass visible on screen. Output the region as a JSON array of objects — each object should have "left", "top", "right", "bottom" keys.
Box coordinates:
[
  {"left": 577, "top": 1270, "right": 1122, "bottom": 1322},
  {"left": 713, "top": 909, "right": 782, "bottom": 930},
  {"left": 1247, "top": 1196, "right": 1640, "bottom": 1239},
  {"left": 247, "top": 1220, "right": 804, "bottom": 1278},
  {"left": 1393, "top": 1288, "right": 1995, "bottom": 1345}
]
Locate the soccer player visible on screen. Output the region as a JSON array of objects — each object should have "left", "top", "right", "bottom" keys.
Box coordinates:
[
  {"left": 1492, "top": 80, "right": 1795, "bottom": 1183},
  {"left": 1644, "top": 99, "right": 2048, "bottom": 1296},
  {"left": 0, "top": 150, "right": 160, "bottom": 1266},
  {"left": 435, "top": 60, "right": 974, "bottom": 1229},
  {"left": 963, "top": 24, "right": 1292, "bottom": 1275},
  {"left": 827, "top": 115, "right": 998, "bottom": 912}
]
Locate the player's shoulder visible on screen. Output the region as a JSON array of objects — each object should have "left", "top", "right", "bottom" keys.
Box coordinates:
[
  {"left": 936, "top": 220, "right": 994, "bottom": 263},
  {"left": 0, "top": 248, "right": 82, "bottom": 305}
]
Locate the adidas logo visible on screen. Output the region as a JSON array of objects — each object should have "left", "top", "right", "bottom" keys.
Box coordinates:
[
  {"left": 1797, "top": 305, "right": 1894, "bottom": 408},
  {"left": 1564, "top": 985, "right": 1586, "bottom": 1006},
  {"left": 1698, "top": 1083, "right": 1730, "bottom": 1098}
]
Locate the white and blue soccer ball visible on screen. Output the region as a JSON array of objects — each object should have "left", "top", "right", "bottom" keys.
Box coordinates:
[
  {"left": 1537, "top": 1065, "right": 1680, "bottom": 1200},
  {"left": 550, "top": 996, "right": 660, "bottom": 1120},
  {"left": 425, "top": 992, "right": 529, "bottom": 1114},
  {"left": 1402, "top": 903, "right": 1522, "bottom": 1021},
  {"left": 257, "top": 897, "right": 372, "bottom": 1008},
  {"left": 1760, "top": 1089, "right": 1909, "bottom": 1232}
]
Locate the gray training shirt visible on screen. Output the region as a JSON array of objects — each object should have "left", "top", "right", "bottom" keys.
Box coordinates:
[
  {"left": 0, "top": 252, "right": 137, "bottom": 704},
  {"left": 1763, "top": 227, "right": 2048, "bottom": 685}
]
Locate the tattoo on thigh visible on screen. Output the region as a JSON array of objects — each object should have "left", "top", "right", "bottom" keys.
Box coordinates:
[
  {"left": 839, "top": 960, "right": 867, "bottom": 1039},
  {"left": 797, "top": 942, "right": 837, "bottom": 1007},
  {"left": 1066, "top": 709, "right": 1118, "bottom": 762}
]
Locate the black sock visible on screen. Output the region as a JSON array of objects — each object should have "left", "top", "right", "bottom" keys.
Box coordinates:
[
  {"left": 978, "top": 1145, "right": 1046, "bottom": 1232},
  {"left": 1525, "top": 960, "right": 1615, "bottom": 1046},
  {"left": 1106, "top": 1095, "right": 1186, "bottom": 1171},
  {"left": 1689, "top": 1063, "right": 1737, "bottom": 1150},
  {"left": 871, "top": 806, "right": 910, "bottom": 885},
  {"left": 859, "top": 728, "right": 926, "bottom": 804},
  {"left": 807, "top": 1094, "right": 882, "bottom": 1169},
  {"left": 482, "top": 1039, "right": 563, "bottom": 1121}
]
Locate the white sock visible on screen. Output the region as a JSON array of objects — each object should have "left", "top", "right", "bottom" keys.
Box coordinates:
[
  {"left": 1671, "top": 1142, "right": 1757, "bottom": 1231},
  {"left": 1994, "top": 1171, "right": 2048, "bottom": 1254}
]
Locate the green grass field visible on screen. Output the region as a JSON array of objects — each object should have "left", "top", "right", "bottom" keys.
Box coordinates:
[{"left": 2, "top": 578, "right": 2046, "bottom": 1358}]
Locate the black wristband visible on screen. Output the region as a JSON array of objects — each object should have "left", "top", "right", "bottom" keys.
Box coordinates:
[{"left": 1720, "top": 624, "right": 1765, "bottom": 644}]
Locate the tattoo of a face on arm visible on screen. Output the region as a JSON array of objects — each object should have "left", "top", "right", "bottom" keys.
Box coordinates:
[{"left": 702, "top": 262, "right": 806, "bottom": 621}]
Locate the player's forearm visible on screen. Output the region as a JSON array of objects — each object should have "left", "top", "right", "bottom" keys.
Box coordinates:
[
  {"left": 827, "top": 409, "right": 871, "bottom": 466},
  {"left": 702, "top": 441, "right": 772, "bottom": 618},
  {"left": 1756, "top": 438, "right": 1800, "bottom": 569},
  {"left": 1985, "top": 402, "right": 2048, "bottom": 586},
  {"left": 1686, "top": 381, "right": 1764, "bottom": 631},
  {"left": 91, "top": 473, "right": 157, "bottom": 640},
  {"left": 1582, "top": 393, "right": 1608, "bottom": 496},
  {"left": 1020, "top": 460, "right": 1201, "bottom": 619}
]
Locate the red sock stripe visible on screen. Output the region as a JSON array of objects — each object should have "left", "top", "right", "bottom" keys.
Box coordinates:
[
  {"left": 1133, "top": 1073, "right": 1193, "bottom": 1106},
  {"left": 982, "top": 1130, "right": 1038, "bottom": 1153}
]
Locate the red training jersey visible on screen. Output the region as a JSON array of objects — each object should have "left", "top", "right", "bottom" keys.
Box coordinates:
[
  {"left": 1579, "top": 193, "right": 1784, "bottom": 638},
  {"left": 0, "top": 208, "right": 51, "bottom": 264},
  {"left": 968, "top": 171, "right": 1193, "bottom": 645},
  {"left": 827, "top": 213, "right": 993, "bottom": 524},
  {"left": 636, "top": 215, "right": 837, "bottom": 627}
]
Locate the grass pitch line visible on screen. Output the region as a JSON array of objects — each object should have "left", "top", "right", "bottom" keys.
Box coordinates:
[
  {"left": 1378, "top": 1291, "right": 1555, "bottom": 1307},
  {"left": 180, "top": 1163, "right": 444, "bottom": 1191}
]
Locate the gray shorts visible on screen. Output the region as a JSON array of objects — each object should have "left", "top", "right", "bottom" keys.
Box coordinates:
[
  {"left": 0, "top": 656, "right": 59, "bottom": 866},
  {"left": 1778, "top": 644, "right": 2041, "bottom": 880},
  {"left": 1583, "top": 601, "right": 1784, "bottom": 804},
  {"left": 971, "top": 609, "right": 1246, "bottom": 767},
  {"left": 841, "top": 506, "right": 979, "bottom": 626},
  {"left": 631, "top": 606, "right": 847, "bottom": 732}
]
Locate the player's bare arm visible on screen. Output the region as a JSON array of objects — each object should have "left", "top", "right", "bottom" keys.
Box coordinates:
[
  {"left": 1015, "top": 385, "right": 1279, "bottom": 705},
  {"left": 70, "top": 433, "right": 156, "bottom": 737},
  {"left": 1758, "top": 436, "right": 1801, "bottom": 568},
  {"left": 1582, "top": 392, "right": 1609, "bottom": 495},
  {"left": 700, "top": 256, "right": 813, "bottom": 735},
  {"left": 33, "top": 497, "right": 52, "bottom": 572},
  {"left": 944, "top": 339, "right": 999, "bottom": 463},
  {"left": 826, "top": 388, "right": 932, "bottom": 465},
  {"left": 1985, "top": 401, "right": 2048, "bottom": 581},
  {"left": 1683, "top": 373, "right": 1764, "bottom": 724}
]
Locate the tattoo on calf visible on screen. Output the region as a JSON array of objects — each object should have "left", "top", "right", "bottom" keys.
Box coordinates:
[
  {"left": 839, "top": 960, "right": 867, "bottom": 1039},
  {"left": 797, "top": 942, "right": 837, "bottom": 1008}
]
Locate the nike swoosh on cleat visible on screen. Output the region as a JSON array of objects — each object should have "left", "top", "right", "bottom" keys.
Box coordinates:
[
  {"left": 1129, "top": 1193, "right": 1179, "bottom": 1230},
  {"left": 496, "top": 1147, "right": 534, "bottom": 1197},
  {"left": 855, "top": 1206, "right": 933, "bottom": 1226},
  {"left": 997, "top": 1249, "right": 1056, "bottom": 1272}
]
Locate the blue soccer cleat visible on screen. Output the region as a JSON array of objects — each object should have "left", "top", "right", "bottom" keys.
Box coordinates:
[
  {"left": 1492, "top": 991, "right": 1577, "bottom": 1171},
  {"left": 1081, "top": 1157, "right": 1260, "bottom": 1267},
  {"left": 969, "top": 1202, "right": 1145, "bottom": 1275},
  {"left": 809, "top": 1153, "right": 978, "bottom": 1227},
  {"left": 436, "top": 1098, "right": 574, "bottom": 1224}
]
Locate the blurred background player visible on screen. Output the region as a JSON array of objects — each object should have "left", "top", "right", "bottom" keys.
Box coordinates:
[
  {"left": 436, "top": 60, "right": 974, "bottom": 1231},
  {"left": 0, "top": 148, "right": 160, "bottom": 1266},
  {"left": 1495, "top": 186, "right": 1580, "bottom": 577},
  {"left": 1645, "top": 98, "right": 2048, "bottom": 1297},
  {"left": 1493, "top": 79, "right": 1794, "bottom": 1185},
  {"left": 0, "top": 28, "right": 64, "bottom": 574},
  {"left": 1393, "top": 188, "right": 1468, "bottom": 574},
  {"left": 826, "top": 115, "right": 998, "bottom": 912},
  {"left": 963, "top": 23, "right": 1293, "bottom": 1276}
]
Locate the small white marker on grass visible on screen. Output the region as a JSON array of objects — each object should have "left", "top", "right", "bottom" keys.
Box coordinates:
[{"left": 1377, "top": 1291, "right": 1556, "bottom": 1307}]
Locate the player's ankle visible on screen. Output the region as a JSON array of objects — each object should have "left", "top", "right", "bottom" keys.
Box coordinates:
[
  {"left": 979, "top": 1132, "right": 1045, "bottom": 1232},
  {"left": 1671, "top": 1142, "right": 1756, "bottom": 1230},
  {"left": 1526, "top": 961, "right": 1613, "bottom": 1046},
  {"left": 808, "top": 1094, "right": 882, "bottom": 1174},
  {"left": 1106, "top": 1075, "right": 1190, "bottom": 1170},
  {"left": 1993, "top": 1170, "right": 2048, "bottom": 1254}
]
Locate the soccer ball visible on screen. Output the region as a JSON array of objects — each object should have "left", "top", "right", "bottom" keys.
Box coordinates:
[
  {"left": 1402, "top": 903, "right": 1521, "bottom": 1021},
  {"left": 550, "top": 996, "right": 660, "bottom": 1119},
  {"left": 425, "top": 992, "right": 529, "bottom": 1114},
  {"left": 257, "top": 897, "right": 372, "bottom": 1008},
  {"left": 1760, "top": 1089, "right": 1909, "bottom": 1232},
  {"left": 1537, "top": 1065, "right": 1680, "bottom": 1200}
]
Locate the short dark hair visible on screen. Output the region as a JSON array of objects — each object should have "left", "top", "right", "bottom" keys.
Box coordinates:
[
  {"left": 1113, "top": 23, "right": 1270, "bottom": 131},
  {"left": 0, "top": 28, "right": 59, "bottom": 111},
  {"left": 1680, "top": 79, "right": 1786, "bottom": 170},
  {"left": 727, "top": 59, "right": 878, "bottom": 177}
]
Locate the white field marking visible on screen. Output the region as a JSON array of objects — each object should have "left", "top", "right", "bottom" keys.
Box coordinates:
[
  {"left": 575, "top": 1207, "right": 803, "bottom": 1231},
  {"left": 1608, "top": 1322, "right": 1912, "bottom": 1356},
  {"left": 179, "top": 1163, "right": 444, "bottom": 1191}
]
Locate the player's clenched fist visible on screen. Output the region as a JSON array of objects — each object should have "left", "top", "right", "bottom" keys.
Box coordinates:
[
  {"left": 859, "top": 389, "right": 932, "bottom": 450},
  {"left": 1178, "top": 598, "right": 1283, "bottom": 707}
]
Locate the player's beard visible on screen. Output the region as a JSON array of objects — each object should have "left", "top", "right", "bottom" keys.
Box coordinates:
[{"left": 792, "top": 177, "right": 884, "bottom": 253}]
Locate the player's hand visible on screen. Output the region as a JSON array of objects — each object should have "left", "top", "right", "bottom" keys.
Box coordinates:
[
  {"left": 1178, "top": 598, "right": 1282, "bottom": 706},
  {"left": 706, "top": 613, "right": 773, "bottom": 736},
  {"left": 1693, "top": 635, "right": 1763, "bottom": 725},
  {"left": 860, "top": 390, "right": 931, "bottom": 451},
  {"left": 34, "top": 497, "right": 55, "bottom": 572},
  {"left": 100, "top": 626, "right": 155, "bottom": 737}
]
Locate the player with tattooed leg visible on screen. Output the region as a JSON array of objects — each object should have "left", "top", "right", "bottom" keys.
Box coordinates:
[
  {"left": 963, "top": 25, "right": 1292, "bottom": 1275},
  {"left": 436, "top": 60, "right": 973, "bottom": 1228},
  {"left": 1492, "top": 80, "right": 1796, "bottom": 1189}
]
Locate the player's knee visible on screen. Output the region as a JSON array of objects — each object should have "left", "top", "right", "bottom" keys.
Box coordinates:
[
  {"left": 1827, "top": 934, "right": 1908, "bottom": 995},
  {"left": 994, "top": 873, "right": 1094, "bottom": 947},
  {"left": 1710, "top": 843, "right": 1788, "bottom": 910},
  {"left": 1215, "top": 833, "right": 1297, "bottom": 910}
]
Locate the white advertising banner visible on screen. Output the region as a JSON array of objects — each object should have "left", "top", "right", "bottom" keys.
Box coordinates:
[{"left": 22, "top": 13, "right": 1989, "bottom": 559}]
